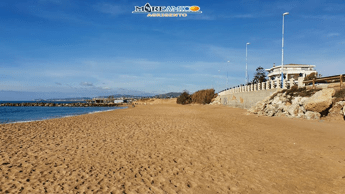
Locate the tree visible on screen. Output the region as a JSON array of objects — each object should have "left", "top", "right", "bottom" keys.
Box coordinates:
[{"left": 252, "top": 66, "right": 267, "bottom": 84}]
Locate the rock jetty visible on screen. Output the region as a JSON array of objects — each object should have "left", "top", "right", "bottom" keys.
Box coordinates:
[
  {"left": 249, "top": 88, "right": 345, "bottom": 120},
  {"left": 0, "top": 102, "right": 123, "bottom": 107}
]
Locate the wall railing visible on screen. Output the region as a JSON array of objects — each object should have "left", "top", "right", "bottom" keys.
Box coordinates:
[{"left": 219, "top": 74, "right": 344, "bottom": 96}]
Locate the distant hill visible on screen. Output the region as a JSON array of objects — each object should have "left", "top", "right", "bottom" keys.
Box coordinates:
[
  {"left": 98, "top": 92, "right": 182, "bottom": 99},
  {"left": 35, "top": 97, "right": 92, "bottom": 101},
  {"left": 153, "top": 92, "right": 182, "bottom": 98},
  {"left": 33, "top": 92, "right": 182, "bottom": 101}
]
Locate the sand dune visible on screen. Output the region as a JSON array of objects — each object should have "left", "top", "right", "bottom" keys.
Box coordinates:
[{"left": 1, "top": 103, "right": 345, "bottom": 193}]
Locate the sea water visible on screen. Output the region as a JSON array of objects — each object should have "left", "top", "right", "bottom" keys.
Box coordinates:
[{"left": 0, "top": 101, "right": 127, "bottom": 124}]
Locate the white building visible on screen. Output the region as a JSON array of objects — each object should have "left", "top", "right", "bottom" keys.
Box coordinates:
[
  {"left": 266, "top": 64, "right": 317, "bottom": 81},
  {"left": 114, "top": 99, "right": 124, "bottom": 103}
]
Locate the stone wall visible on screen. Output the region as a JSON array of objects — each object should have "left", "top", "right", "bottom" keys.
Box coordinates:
[{"left": 219, "top": 88, "right": 281, "bottom": 109}]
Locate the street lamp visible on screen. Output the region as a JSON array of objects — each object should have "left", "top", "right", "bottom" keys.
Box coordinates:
[
  {"left": 227, "top": 61, "right": 230, "bottom": 88},
  {"left": 281, "top": 12, "right": 289, "bottom": 88},
  {"left": 218, "top": 70, "right": 221, "bottom": 91},
  {"left": 246, "top": 42, "right": 250, "bottom": 84}
]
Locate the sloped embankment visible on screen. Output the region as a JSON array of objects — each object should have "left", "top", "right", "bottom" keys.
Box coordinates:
[{"left": 248, "top": 87, "right": 345, "bottom": 121}]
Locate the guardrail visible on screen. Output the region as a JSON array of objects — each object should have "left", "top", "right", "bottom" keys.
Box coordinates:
[{"left": 303, "top": 74, "right": 344, "bottom": 89}]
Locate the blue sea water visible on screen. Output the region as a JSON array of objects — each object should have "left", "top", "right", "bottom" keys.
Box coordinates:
[{"left": 0, "top": 101, "right": 127, "bottom": 124}]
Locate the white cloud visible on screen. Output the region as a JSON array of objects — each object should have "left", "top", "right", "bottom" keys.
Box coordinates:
[
  {"left": 94, "top": 3, "right": 125, "bottom": 16},
  {"left": 230, "top": 14, "right": 255, "bottom": 18},
  {"left": 327, "top": 32, "right": 340, "bottom": 37},
  {"left": 300, "top": 14, "right": 345, "bottom": 21},
  {"left": 80, "top": 82, "right": 94, "bottom": 87}
]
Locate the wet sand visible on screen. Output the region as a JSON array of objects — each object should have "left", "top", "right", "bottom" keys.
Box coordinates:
[{"left": 1, "top": 102, "right": 345, "bottom": 193}]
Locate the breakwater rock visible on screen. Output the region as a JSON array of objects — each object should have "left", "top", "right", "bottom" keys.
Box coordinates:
[
  {"left": 249, "top": 88, "right": 345, "bottom": 121},
  {"left": 0, "top": 102, "right": 123, "bottom": 107}
]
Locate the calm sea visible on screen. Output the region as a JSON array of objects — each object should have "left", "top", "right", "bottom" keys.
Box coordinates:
[{"left": 0, "top": 101, "right": 127, "bottom": 124}]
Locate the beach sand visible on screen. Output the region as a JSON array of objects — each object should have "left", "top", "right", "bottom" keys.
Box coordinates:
[{"left": 1, "top": 100, "right": 345, "bottom": 193}]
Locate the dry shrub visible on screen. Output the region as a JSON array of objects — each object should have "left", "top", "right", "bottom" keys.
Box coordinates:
[
  {"left": 139, "top": 98, "right": 151, "bottom": 101},
  {"left": 270, "top": 86, "right": 322, "bottom": 102},
  {"left": 334, "top": 88, "right": 345, "bottom": 102},
  {"left": 284, "top": 86, "right": 321, "bottom": 98},
  {"left": 176, "top": 91, "right": 192, "bottom": 105},
  {"left": 191, "top": 89, "right": 216, "bottom": 104},
  {"left": 304, "top": 72, "right": 317, "bottom": 81}
]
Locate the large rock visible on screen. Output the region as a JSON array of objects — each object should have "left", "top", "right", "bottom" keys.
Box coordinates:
[
  {"left": 249, "top": 101, "right": 266, "bottom": 114},
  {"left": 275, "top": 111, "right": 288, "bottom": 117},
  {"left": 303, "top": 88, "right": 335, "bottom": 113},
  {"left": 299, "top": 97, "right": 309, "bottom": 105},
  {"left": 305, "top": 111, "right": 321, "bottom": 120},
  {"left": 286, "top": 103, "right": 300, "bottom": 116},
  {"left": 327, "top": 101, "right": 345, "bottom": 120},
  {"left": 291, "top": 97, "right": 302, "bottom": 105},
  {"left": 264, "top": 104, "right": 277, "bottom": 117},
  {"left": 211, "top": 96, "right": 221, "bottom": 104},
  {"left": 272, "top": 96, "right": 288, "bottom": 105}
]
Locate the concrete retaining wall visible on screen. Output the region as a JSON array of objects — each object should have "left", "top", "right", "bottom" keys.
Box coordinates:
[{"left": 219, "top": 88, "right": 281, "bottom": 109}]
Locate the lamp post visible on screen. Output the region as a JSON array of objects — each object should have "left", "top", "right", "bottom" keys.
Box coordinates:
[
  {"left": 227, "top": 60, "right": 230, "bottom": 89},
  {"left": 218, "top": 69, "right": 221, "bottom": 91},
  {"left": 281, "top": 12, "right": 289, "bottom": 88},
  {"left": 246, "top": 42, "right": 250, "bottom": 84}
]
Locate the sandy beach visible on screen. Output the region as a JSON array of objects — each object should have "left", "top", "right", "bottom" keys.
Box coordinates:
[{"left": 1, "top": 100, "right": 345, "bottom": 193}]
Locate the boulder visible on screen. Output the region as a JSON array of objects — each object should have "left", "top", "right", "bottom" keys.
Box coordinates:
[
  {"left": 211, "top": 96, "right": 221, "bottom": 104},
  {"left": 303, "top": 88, "right": 335, "bottom": 113},
  {"left": 249, "top": 101, "right": 266, "bottom": 114},
  {"left": 327, "top": 101, "right": 345, "bottom": 120},
  {"left": 305, "top": 111, "right": 321, "bottom": 120},
  {"left": 291, "top": 97, "right": 302, "bottom": 105},
  {"left": 296, "top": 113, "right": 306, "bottom": 119},
  {"left": 266, "top": 110, "right": 275, "bottom": 117},
  {"left": 298, "top": 106, "right": 306, "bottom": 115},
  {"left": 286, "top": 103, "right": 299, "bottom": 116},
  {"left": 275, "top": 111, "right": 288, "bottom": 117},
  {"left": 278, "top": 103, "right": 287, "bottom": 112},
  {"left": 299, "top": 97, "right": 309, "bottom": 105},
  {"left": 272, "top": 96, "right": 287, "bottom": 105}
]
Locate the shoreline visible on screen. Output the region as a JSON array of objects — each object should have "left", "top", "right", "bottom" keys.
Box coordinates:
[
  {"left": 0, "top": 105, "right": 128, "bottom": 125},
  {"left": 0, "top": 102, "right": 125, "bottom": 107}
]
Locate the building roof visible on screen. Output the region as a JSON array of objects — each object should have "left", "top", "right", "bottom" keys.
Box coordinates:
[{"left": 265, "top": 64, "right": 315, "bottom": 71}]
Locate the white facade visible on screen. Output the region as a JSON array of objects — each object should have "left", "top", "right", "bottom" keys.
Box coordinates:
[
  {"left": 266, "top": 64, "right": 317, "bottom": 81},
  {"left": 114, "top": 99, "right": 124, "bottom": 103}
]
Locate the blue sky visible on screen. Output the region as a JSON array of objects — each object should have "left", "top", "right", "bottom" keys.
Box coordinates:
[{"left": 0, "top": 0, "right": 344, "bottom": 100}]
